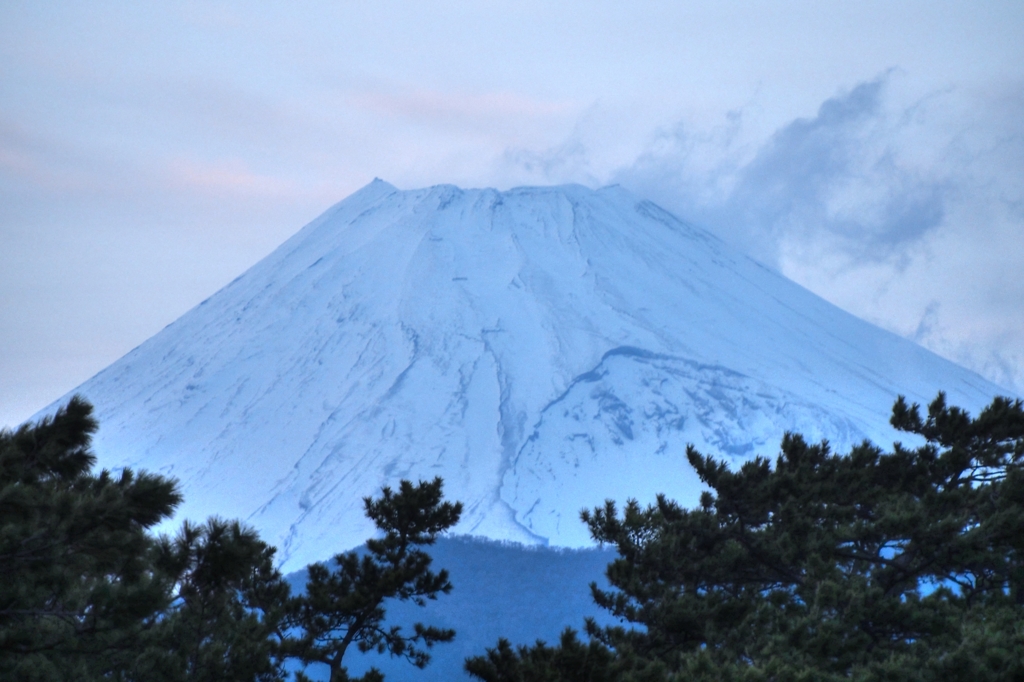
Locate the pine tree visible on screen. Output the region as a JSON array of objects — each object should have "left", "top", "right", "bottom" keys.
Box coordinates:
[
  {"left": 0, "top": 396, "right": 181, "bottom": 680},
  {"left": 466, "top": 393, "right": 1024, "bottom": 680},
  {"left": 128, "top": 518, "right": 290, "bottom": 682},
  {"left": 464, "top": 629, "right": 623, "bottom": 682},
  {"left": 2, "top": 398, "right": 464, "bottom": 682},
  {"left": 285, "top": 477, "right": 463, "bottom": 682}
]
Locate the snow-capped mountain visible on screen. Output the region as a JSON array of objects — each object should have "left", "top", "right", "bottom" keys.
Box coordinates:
[{"left": 44, "top": 180, "right": 1003, "bottom": 572}]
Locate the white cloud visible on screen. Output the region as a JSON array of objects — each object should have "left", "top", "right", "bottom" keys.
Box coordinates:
[{"left": 607, "top": 75, "right": 1024, "bottom": 394}]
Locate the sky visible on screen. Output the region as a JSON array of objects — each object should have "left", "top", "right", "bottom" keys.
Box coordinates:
[{"left": 2, "top": 0, "right": 1023, "bottom": 429}]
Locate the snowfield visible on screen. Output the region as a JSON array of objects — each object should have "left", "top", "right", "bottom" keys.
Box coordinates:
[{"left": 42, "top": 180, "right": 1004, "bottom": 571}]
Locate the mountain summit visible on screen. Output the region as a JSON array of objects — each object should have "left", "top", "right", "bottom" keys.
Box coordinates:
[{"left": 49, "top": 181, "right": 1001, "bottom": 570}]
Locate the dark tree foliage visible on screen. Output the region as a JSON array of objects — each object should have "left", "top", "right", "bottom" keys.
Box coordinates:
[
  {"left": 129, "top": 518, "right": 291, "bottom": 682},
  {"left": 464, "top": 629, "right": 625, "bottom": 682},
  {"left": 2, "top": 398, "right": 462, "bottom": 682},
  {"left": 285, "top": 477, "right": 463, "bottom": 682},
  {"left": 0, "top": 396, "right": 181, "bottom": 680},
  {"left": 467, "top": 393, "right": 1024, "bottom": 681}
]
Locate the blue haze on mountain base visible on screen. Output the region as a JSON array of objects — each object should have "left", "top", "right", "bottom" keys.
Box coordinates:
[{"left": 285, "top": 536, "right": 617, "bottom": 681}]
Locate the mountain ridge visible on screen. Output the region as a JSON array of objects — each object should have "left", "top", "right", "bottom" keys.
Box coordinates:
[{"left": 38, "top": 180, "right": 1004, "bottom": 571}]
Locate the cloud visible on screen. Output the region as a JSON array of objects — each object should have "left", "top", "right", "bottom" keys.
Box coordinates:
[
  {"left": 500, "top": 119, "right": 600, "bottom": 187},
  {"left": 354, "top": 88, "right": 573, "bottom": 122},
  {"left": 733, "top": 78, "right": 948, "bottom": 254},
  {"left": 349, "top": 87, "right": 578, "bottom": 143},
  {"left": 613, "top": 75, "right": 955, "bottom": 265},
  {"left": 0, "top": 117, "right": 115, "bottom": 195},
  {"left": 604, "top": 74, "right": 1024, "bottom": 395},
  {"left": 163, "top": 157, "right": 299, "bottom": 199}
]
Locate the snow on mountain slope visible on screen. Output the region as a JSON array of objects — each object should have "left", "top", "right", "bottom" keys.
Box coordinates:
[{"left": 42, "top": 180, "right": 1004, "bottom": 571}]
